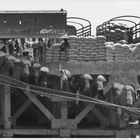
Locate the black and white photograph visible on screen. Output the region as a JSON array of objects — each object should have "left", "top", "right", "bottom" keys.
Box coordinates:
[{"left": 0, "top": 0, "right": 140, "bottom": 138}]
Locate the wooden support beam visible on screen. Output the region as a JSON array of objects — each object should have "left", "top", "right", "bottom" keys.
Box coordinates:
[
  {"left": 74, "top": 103, "right": 94, "bottom": 124},
  {"left": 11, "top": 99, "right": 32, "bottom": 126},
  {"left": 25, "top": 93, "right": 55, "bottom": 121},
  {"left": 3, "top": 85, "right": 11, "bottom": 129},
  {"left": 91, "top": 107, "right": 109, "bottom": 126},
  {"left": 60, "top": 129, "right": 71, "bottom": 137},
  {"left": 1, "top": 128, "right": 139, "bottom": 137},
  {"left": 1, "top": 129, "right": 13, "bottom": 137},
  {"left": 13, "top": 129, "right": 59, "bottom": 136},
  {"left": 115, "top": 130, "right": 131, "bottom": 138},
  {"left": 131, "top": 129, "right": 140, "bottom": 137},
  {"left": 1, "top": 85, "right": 13, "bottom": 137},
  {"left": 61, "top": 102, "right": 67, "bottom": 120},
  {"left": 0, "top": 85, "right": 4, "bottom": 126},
  {"left": 11, "top": 94, "right": 38, "bottom": 126},
  {"left": 74, "top": 102, "right": 109, "bottom": 127},
  {"left": 71, "top": 129, "right": 115, "bottom": 136},
  {"left": 51, "top": 119, "right": 77, "bottom": 129},
  {"left": 74, "top": 96, "right": 99, "bottom": 124},
  {"left": 110, "top": 110, "right": 118, "bottom": 127}
]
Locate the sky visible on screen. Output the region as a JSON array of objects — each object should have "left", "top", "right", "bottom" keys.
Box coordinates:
[{"left": 0, "top": 0, "right": 140, "bottom": 35}]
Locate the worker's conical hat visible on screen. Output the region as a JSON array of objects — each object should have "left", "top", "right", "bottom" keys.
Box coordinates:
[
  {"left": 97, "top": 75, "right": 106, "bottom": 82},
  {"left": 81, "top": 74, "right": 93, "bottom": 80},
  {"left": 125, "top": 85, "right": 134, "bottom": 93},
  {"left": 40, "top": 66, "right": 49, "bottom": 73},
  {"left": 33, "top": 63, "right": 41, "bottom": 68}
]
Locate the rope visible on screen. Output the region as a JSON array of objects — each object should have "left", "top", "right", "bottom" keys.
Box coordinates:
[
  {"left": 0, "top": 73, "right": 113, "bottom": 105},
  {"left": 0, "top": 76, "right": 140, "bottom": 115},
  {"left": 0, "top": 73, "right": 140, "bottom": 114}
]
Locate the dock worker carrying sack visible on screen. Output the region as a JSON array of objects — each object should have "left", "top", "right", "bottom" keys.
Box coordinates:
[{"left": 60, "top": 38, "right": 70, "bottom": 61}]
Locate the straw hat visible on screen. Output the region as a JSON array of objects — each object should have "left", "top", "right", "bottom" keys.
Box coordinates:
[
  {"left": 97, "top": 75, "right": 106, "bottom": 82},
  {"left": 40, "top": 66, "right": 49, "bottom": 73},
  {"left": 81, "top": 74, "right": 93, "bottom": 80},
  {"left": 60, "top": 69, "right": 71, "bottom": 78},
  {"left": 125, "top": 85, "right": 134, "bottom": 93}
]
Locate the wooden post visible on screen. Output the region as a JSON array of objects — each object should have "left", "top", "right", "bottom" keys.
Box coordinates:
[
  {"left": 61, "top": 102, "right": 68, "bottom": 120},
  {"left": 3, "top": 85, "right": 11, "bottom": 129},
  {"left": 117, "top": 107, "right": 126, "bottom": 129},
  {"left": 2, "top": 85, "right": 13, "bottom": 137},
  {"left": 0, "top": 85, "right": 4, "bottom": 126},
  {"left": 115, "top": 130, "right": 131, "bottom": 138},
  {"left": 60, "top": 129, "right": 71, "bottom": 137},
  {"left": 61, "top": 101, "right": 68, "bottom": 129}
]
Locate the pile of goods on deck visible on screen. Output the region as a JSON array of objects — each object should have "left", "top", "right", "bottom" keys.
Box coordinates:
[
  {"left": 45, "top": 35, "right": 140, "bottom": 63},
  {"left": 97, "top": 23, "right": 128, "bottom": 42}
]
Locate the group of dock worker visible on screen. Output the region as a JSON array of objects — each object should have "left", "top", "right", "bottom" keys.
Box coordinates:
[
  {"left": 59, "top": 68, "right": 107, "bottom": 101},
  {"left": 113, "top": 82, "right": 136, "bottom": 106},
  {"left": 20, "top": 61, "right": 50, "bottom": 88},
  {"left": 59, "top": 68, "right": 139, "bottom": 108},
  {"left": 19, "top": 61, "right": 138, "bottom": 108}
]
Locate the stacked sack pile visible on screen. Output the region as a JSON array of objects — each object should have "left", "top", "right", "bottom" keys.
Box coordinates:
[
  {"left": 68, "top": 36, "right": 106, "bottom": 62},
  {"left": 44, "top": 47, "right": 53, "bottom": 62},
  {"left": 132, "top": 43, "right": 140, "bottom": 62},
  {"left": 44, "top": 35, "right": 140, "bottom": 63},
  {"left": 86, "top": 36, "right": 96, "bottom": 61},
  {"left": 59, "top": 50, "right": 66, "bottom": 62},
  {"left": 45, "top": 43, "right": 68, "bottom": 62},
  {"left": 77, "top": 36, "right": 94, "bottom": 61},
  {"left": 122, "top": 44, "right": 133, "bottom": 62},
  {"left": 68, "top": 36, "right": 95, "bottom": 62},
  {"left": 117, "top": 40, "right": 133, "bottom": 62},
  {"left": 105, "top": 42, "right": 114, "bottom": 62},
  {"left": 113, "top": 43, "right": 125, "bottom": 62},
  {"left": 94, "top": 36, "right": 106, "bottom": 61},
  {"left": 52, "top": 43, "right": 61, "bottom": 62},
  {"left": 67, "top": 36, "right": 79, "bottom": 62},
  {"left": 113, "top": 40, "right": 133, "bottom": 62}
]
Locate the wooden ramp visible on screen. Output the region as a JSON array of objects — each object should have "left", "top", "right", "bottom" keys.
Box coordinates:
[{"left": 0, "top": 65, "right": 140, "bottom": 137}]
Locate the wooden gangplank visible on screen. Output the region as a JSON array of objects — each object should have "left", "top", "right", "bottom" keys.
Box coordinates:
[{"left": 0, "top": 61, "right": 140, "bottom": 137}]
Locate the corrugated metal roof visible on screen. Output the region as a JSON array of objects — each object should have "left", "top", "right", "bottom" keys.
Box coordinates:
[{"left": 0, "top": 10, "right": 67, "bottom": 14}]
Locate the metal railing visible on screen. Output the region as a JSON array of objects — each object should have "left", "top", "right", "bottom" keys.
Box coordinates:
[
  {"left": 96, "top": 15, "right": 140, "bottom": 43},
  {"left": 132, "top": 23, "right": 140, "bottom": 41},
  {"left": 67, "top": 17, "right": 91, "bottom": 37}
]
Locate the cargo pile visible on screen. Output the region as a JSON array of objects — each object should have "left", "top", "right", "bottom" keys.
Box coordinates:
[
  {"left": 105, "top": 42, "right": 134, "bottom": 62},
  {"left": 77, "top": 36, "right": 95, "bottom": 62},
  {"left": 52, "top": 44, "right": 61, "bottom": 62},
  {"left": 68, "top": 36, "right": 79, "bottom": 62},
  {"left": 98, "top": 23, "right": 127, "bottom": 43},
  {"left": 122, "top": 44, "right": 134, "bottom": 62},
  {"left": 114, "top": 43, "right": 126, "bottom": 62},
  {"left": 132, "top": 43, "right": 140, "bottom": 61},
  {"left": 94, "top": 36, "right": 106, "bottom": 61},
  {"left": 44, "top": 35, "right": 140, "bottom": 63},
  {"left": 44, "top": 47, "right": 53, "bottom": 62},
  {"left": 68, "top": 35, "right": 106, "bottom": 62},
  {"left": 105, "top": 42, "right": 114, "bottom": 62}
]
